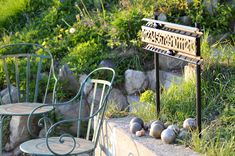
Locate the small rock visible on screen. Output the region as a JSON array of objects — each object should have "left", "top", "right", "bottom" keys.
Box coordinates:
[
  {"left": 180, "top": 16, "right": 192, "bottom": 25},
  {"left": 150, "top": 124, "right": 164, "bottom": 138},
  {"left": 158, "top": 13, "right": 167, "bottom": 21},
  {"left": 183, "top": 118, "right": 197, "bottom": 131},
  {"left": 99, "top": 60, "right": 115, "bottom": 68},
  {"left": 130, "top": 117, "right": 144, "bottom": 128},
  {"left": 136, "top": 129, "right": 145, "bottom": 137},
  {"left": 178, "top": 129, "right": 191, "bottom": 140},
  {"left": 130, "top": 122, "right": 142, "bottom": 134},
  {"left": 161, "top": 128, "right": 176, "bottom": 144},
  {"left": 167, "top": 125, "right": 180, "bottom": 135}
]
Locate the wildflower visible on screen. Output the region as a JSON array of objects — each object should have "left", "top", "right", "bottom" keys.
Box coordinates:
[{"left": 69, "top": 28, "right": 76, "bottom": 34}]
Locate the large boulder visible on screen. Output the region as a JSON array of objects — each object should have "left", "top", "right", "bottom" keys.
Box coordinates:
[
  {"left": 147, "top": 69, "right": 182, "bottom": 90},
  {"left": 99, "top": 60, "right": 115, "bottom": 68},
  {"left": 125, "top": 70, "right": 148, "bottom": 95},
  {"left": 159, "top": 55, "right": 187, "bottom": 71},
  {"left": 108, "top": 88, "right": 128, "bottom": 110},
  {"left": 58, "top": 64, "right": 79, "bottom": 94},
  {"left": 1, "top": 86, "right": 18, "bottom": 104},
  {"left": 79, "top": 74, "right": 93, "bottom": 95},
  {"left": 87, "top": 88, "right": 128, "bottom": 111},
  {"left": 127, "top": 95, "right": 140, "bottom": 112},
  {"left": 56, "top": 100, "right": 90, "bottom": 134},
  {"left": 5, "top": 116, "right": 35, "bottom": 151}
]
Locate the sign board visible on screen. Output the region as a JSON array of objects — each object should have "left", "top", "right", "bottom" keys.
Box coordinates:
[{"left": 141, "top": 18, "right": 203, "bottom": 57}]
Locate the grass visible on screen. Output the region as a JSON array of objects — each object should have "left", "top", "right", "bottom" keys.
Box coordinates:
[{"left": 0, "top": 0, "right": 28, "bottom": 26}]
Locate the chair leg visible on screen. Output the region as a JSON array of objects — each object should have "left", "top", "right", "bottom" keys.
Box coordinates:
[{"left": 0, "top": 116, "right": 5, "bottom": 156}]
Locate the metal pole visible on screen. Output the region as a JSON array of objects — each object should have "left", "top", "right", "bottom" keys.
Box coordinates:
[
  {"left": 154, "top": 53, "right": 160, "bottom": 115},
  {"left": 195, "top": 23, "right": 201, "bottom": 137},
  {"left": 196, "top": 65, "right": 202, "bottom": 137}
]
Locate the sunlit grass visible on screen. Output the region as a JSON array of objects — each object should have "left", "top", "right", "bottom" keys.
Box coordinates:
[{"left": 0, "top": 0, "right": 28, "bottom": 26}]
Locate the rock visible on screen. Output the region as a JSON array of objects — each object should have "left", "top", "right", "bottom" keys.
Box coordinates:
[
  {"left": 38, "top": 128, "right": 46, "bottom": 138},
  {"left": 5, "top": 116, "right": 34, "bottom": 151},
  {"left": 146, "top": 70, "right": 160, "bottom": 91},
  {"left": 136, "top": 129, "right": 145, "bottom": 137},
  {"left": 149, "top": 123, "right": 164, "bottom": 138},
  {"left": 167, "top": 125, "right": 180, "bottom": 135},
  {"left": 56, "top": 100, "right": 89, "bottom": 134},
  {"left": 187, "top": 0, "right": 194, "bottom": 4},
  {"left": 13, "top": 146, "right": 22, "bottom": 156},
  {"left": 178, "top": 128, "right": 191, "bottom": 140},
  {"left": 125, "top": 69, "right": 148, "bottom": 94},
  {"left": 58, "top": 64, "right": 79, "bottom": 94},
  {"left": 161, "top": 128, "right": 176, "bottom": 144},
  {"left": 130, "top": 122, "right": 142, "bottom": 134},
  {"left": 127, "top": 95, "right": 140, "bottom": 112},
  {"left": 88, "top": 88, "right": 128, "bottom": 111},
  {"left": 161, "top": 71, "right": 182, "bottom": 90},
  {"left": 183, "top": 118, "right": 197, "bottom": 131},
  {"left": 130, "top": 117, "right": 144, "bottom": 128},
  {"left": 79, "top": 74, "right": 93, "bottom": 95},
  {"left": 99, "top": 60, "right": 115, "bottom": 68},
  {"left": 108, "top": 88, "right": 129, "bottom": 110},
  {"left": 203, "top": 0, "right": 218, "bottom": 15},
  {"left": 159, "top": 55, "right": 186, "bottom": 71},
  {"left": 2, "top": 151, "right": 13, "bottom": 156},
  {"left": 151, "top": 120, "right": 164, "bottom": 128},
  {"left": 1, "top": 85, "right": 18, "bottom": 104},
  {"left": 180, "top": 16, "right": 192, "bottom": 25},
  {"left": 158, "top": 13, "right": 167, "bottom": 21}
]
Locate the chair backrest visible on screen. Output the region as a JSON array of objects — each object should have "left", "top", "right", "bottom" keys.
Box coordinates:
[
  {"left": 77, "top": 67, "right": 115, "bottom": 147},
  {"left": 0, "top": 43, "right": 57, "bottom": 104}
]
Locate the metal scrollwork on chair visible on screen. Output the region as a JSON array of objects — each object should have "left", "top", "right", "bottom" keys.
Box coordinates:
[{"left": 20, "top": 67, "right": 115, "bottom": 156}]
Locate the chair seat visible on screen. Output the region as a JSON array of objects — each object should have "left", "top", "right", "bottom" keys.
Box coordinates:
[
  {"left": 0, "top": 103, "right": 53, "bottom": 116},
  {"left": 20, "top": 137, "right": 95, "bottom": 155}
]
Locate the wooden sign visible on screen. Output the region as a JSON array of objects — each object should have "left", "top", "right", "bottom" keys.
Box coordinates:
[{"left": 142, "top": 26, "right": 197, "bottom": 56}]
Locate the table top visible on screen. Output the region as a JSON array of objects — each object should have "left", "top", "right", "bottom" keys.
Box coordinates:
[
  {"left": 0, "top": 103, "right": 54, "bottom": 116},
  {"left": 20, "top": 137, "right": 95, "bottom": 155}
]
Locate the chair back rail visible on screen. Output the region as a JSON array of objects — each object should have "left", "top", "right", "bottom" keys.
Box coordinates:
[{"left": 0, "top": 43, "right": 57, "bottom": 105}]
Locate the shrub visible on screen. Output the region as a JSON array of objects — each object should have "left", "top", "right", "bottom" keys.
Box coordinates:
[{"left": 62, "top": 40, "right": 107, "bottom": 74}]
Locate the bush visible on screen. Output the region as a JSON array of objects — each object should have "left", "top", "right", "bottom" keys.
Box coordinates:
[{"left": 62, "top": 40, "right": 107, "bottom": 74}]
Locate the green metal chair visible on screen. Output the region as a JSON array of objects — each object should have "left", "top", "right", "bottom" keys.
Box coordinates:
[
  {"left": 0, "top": 43, "right": 58, "bottom": 155},
  {"left": 20, "top": 67, "right": 115, "bottom": 155}
]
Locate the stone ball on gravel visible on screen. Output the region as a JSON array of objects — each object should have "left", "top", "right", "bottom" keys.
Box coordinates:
[
  {"left": 167, "top": 124, "right": 180, "bottom": 134},
  {"left": 151, "top": 120, "right": 164, "bottom": 128},
  {"left": 130, "top": 122, "right": 142, "bottom": 134},
  {"left": 161, "top": 128, "right": 176, "bottom": 144},
  {"left": 130, "top": 117, "right": 144, "bottom": 128},
  {"left": 183, "top": 118, "right": 197, "bottom": 131},
  {"left": 150, "top": 123, "right": 164, "bottom": 138}
]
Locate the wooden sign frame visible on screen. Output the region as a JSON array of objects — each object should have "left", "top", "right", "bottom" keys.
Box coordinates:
[{"left": 141, "top": 18, "right": 203, "bottom": 137}]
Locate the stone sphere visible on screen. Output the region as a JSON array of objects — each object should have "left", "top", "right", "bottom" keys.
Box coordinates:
[
  {"left": 151, "top": 120, "right": 164, "bottom": 128},
  {"left": 183, "top": 118, "right": 197, "bottom": 131},
  {"left": 150, "top": 123, "right": 164, "bottom": 138},
  {"left": 161, "top": 128, "right": 176, "bottom": 144},
  {"left": 167, "top": 125, "right": 180, "bottom": 134},
  {"left": 130, "top": 117, "right": 144, "bottom": 128},
  {"left": 130, "top": 122, "right": 142, "bottom": 134}
]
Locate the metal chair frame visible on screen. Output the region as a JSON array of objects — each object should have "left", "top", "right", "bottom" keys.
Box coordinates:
[
  {"left": 0, "top": 43, "right": 58, "bottom": 155},
  {"left": 20, "top": 67, "right": 115, "bottom": 155}
]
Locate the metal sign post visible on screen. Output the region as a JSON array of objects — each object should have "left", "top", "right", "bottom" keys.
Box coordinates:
[{"left": 141, "top": 18, "right": 203, "bottom": 136}]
